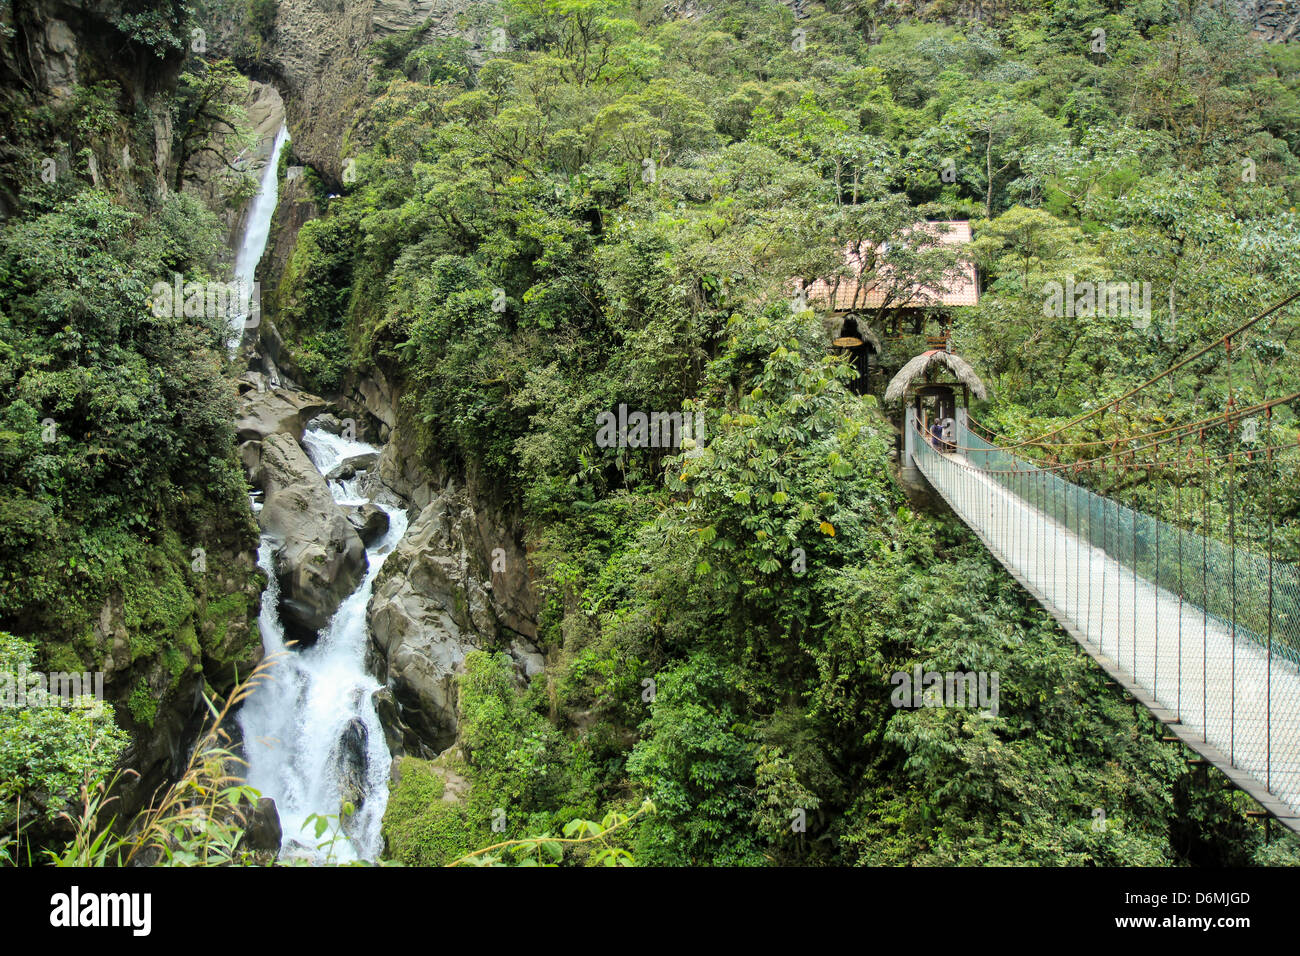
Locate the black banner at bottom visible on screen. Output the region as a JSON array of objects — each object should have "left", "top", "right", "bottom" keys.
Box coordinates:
[{"left": 0, "top": 864, "right": 1294, "bottom": 943}]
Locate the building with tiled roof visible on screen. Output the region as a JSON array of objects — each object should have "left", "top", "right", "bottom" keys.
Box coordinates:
[
  {"left": 798, "top": 221, "right": 979, "bottom": 312},
  {"left": 794, "top": 221, "right": 978, "bottom": 395}
]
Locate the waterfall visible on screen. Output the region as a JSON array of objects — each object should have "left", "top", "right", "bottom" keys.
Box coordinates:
[
  {"left": 230, "top": 123, "right": 289, "bottom": 346},
  {"left": 230, "top": 120, "right": 402, "bottom": 861},
  {"left": 238, "top": 427, "right": 405, "bottom": 862}
]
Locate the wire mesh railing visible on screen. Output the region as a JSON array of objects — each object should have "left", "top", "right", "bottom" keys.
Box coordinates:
[
  {"left": 909, "top": 411, "right": 1300, "bottom": 818},
  {"left": 956, "top": 421, "right": 1300, "bottom": 671}
]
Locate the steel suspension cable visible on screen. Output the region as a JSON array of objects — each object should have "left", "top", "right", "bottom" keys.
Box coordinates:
[{"left": 986, "top": 289, "right": 1300, "bottom": 450}]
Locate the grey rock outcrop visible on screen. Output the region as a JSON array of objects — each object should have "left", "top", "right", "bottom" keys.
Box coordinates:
[
  {"left": 247, "top": 319, "right": 301, "bottom": 392},
  {"left": 345, "top": 502, "right": 390, "bottom": 545},
  {"left": 235, "top": 379, "right": 328, "bottom": 444},
  {"left": 1233, "top": 0, "right": 1300, "bottom": 42},
  {"left": 347, "top": 366, "right": 399, "bottom": 438},
  {"left": 257, "top": 432, "right": 367, "bottom": 639},
  {"left": 375, "top": 421, "right": 439, "bottom": 509},
  {"left": 367, "top": 482, "right": 541, "bottom": 756},
  {"left": 33, "top": 18, "right": 78, "bottom": 98},
  {"left": 311, "top": 413, "right": 348, "bottom": 436}
]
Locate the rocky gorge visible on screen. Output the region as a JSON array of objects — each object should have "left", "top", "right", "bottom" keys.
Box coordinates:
[{"left": 232, "top": 359, "right": 544, "bottom": 856}]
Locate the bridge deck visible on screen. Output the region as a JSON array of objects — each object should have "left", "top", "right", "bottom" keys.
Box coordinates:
[{"left": 915, "top": 444, "right": 1300, "bottom": 832}]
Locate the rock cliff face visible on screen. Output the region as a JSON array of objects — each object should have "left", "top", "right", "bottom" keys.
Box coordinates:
[
  {"left": 1233, "top": 0, "right": 1300, "bottom": 42},
  {"left": 244, "top": 2, "right": 498, "bottom": 309},
  {"left": 99, "top": 539, "right": 265, "bottom": 824},
  {"left": 0, "top": 0, "right": 185, "bottom": 215},
  {"left": 254, "top": 0, "right": 495, "bottom": 187},
  {"left": 0, "top": 0, "right": 279, "bottom": 830},
  {"left": 367, "top": 477, "right": 543, "bottom": 757}
]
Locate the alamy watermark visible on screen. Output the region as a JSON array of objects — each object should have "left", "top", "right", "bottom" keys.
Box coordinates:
[
  {"left": 595, "top": 405, "right": 706, "bottom": 454},
  {"left": 1, "top": 664, "right": 105, "bottom": 709},
  {"left": 1042, "top": 277, "right": 1151, "bottom": 323},
  {"left": 50, "top": 886, "right": 150, "bottom": 936},
  {"left": 890, "top": 665, "right": 999, "bottom": 716},
  {"left": 149, "top": 274, "right": 261, "bottom": 328}
]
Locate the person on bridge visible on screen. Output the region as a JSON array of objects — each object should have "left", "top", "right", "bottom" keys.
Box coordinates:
[
  {"left": 929, "top": 418, "right": 944, "bottom": 450},
  {"left": 940, "top": 415, "right": 955, "bottom": 452}
]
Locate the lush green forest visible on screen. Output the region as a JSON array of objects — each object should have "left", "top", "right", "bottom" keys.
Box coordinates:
[{"left": 3, "top": 0, "right": 1300, "bottom": 867}]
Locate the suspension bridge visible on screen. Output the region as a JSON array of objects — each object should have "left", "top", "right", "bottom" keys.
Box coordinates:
[{"left": 903, "top": 293, "right": 1300, "bottom": 835}]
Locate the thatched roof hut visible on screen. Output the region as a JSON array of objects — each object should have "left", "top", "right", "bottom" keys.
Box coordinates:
[{"left": 884, "top": 349, "right": 989, "bottom": 404}]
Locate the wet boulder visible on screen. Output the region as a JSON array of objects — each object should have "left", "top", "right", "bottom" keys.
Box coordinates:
[
  {"left": 326, "top": 451, "right": 380, "bottom": 482},
  {"left": 257, "top": 432, "right": 366, "bottom": 640},
  {"left": 335, "top": 717, "right": 369, "bottom": 814},
  {"left": 345, "top": 503, "right": 390, "bottom": 546},
  {"left": 237, "top": 796, "right": 283, "bottom": 855},
  {"left": 236, "top": 382, "right": 328, "bottom": 443}
]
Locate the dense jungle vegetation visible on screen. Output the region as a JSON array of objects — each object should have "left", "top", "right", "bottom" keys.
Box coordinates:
[
  {"left": 3, "top": 0, "right": 1300, "bottom": 866},
  {"left": 320, "top": 0, "right": 1300, "bottom": 865},
  {"left": 0, "top": 0, "right": 267, "bottom": 857}
]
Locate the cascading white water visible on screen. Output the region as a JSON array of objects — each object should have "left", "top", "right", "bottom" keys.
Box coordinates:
[
  {"left": 304, "top": 429, "right": 377, "bottom": 507},
  {"left": 230, "top": 123, "right": 290, "bottom": 345},
  {"left": 229, "top": 120, "right": 402, "bottom": 861},
  {"left": 238, "top": 426, "right": 405, "bottom": 862}
]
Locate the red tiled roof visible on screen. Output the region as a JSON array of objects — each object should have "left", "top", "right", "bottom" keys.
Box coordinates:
[{"left": 798, "top": 221, "right": 978, "bottom": 310}]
